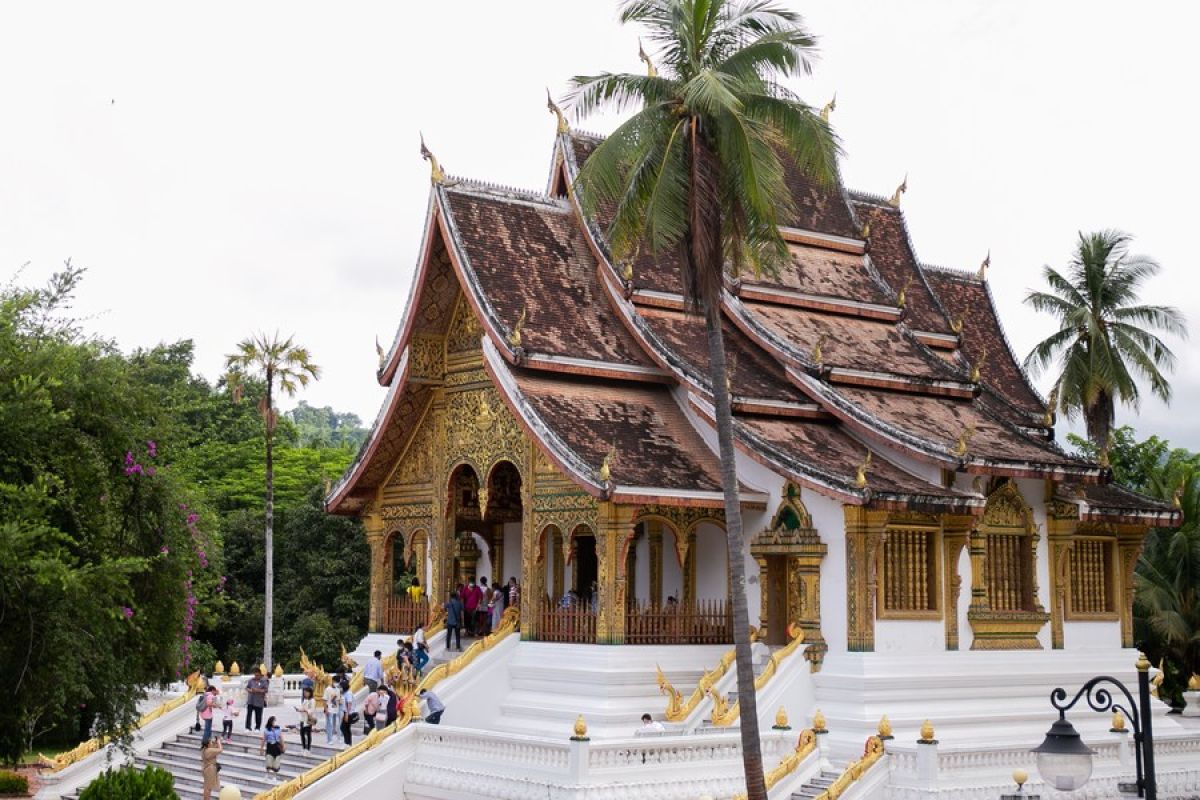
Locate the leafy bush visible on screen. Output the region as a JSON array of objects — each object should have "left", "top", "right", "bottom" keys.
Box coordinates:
[
  {"left": 0, "top": 769, "right": 28, "bottom": 794},
  {"left": 79, "top": 765, "right": 177, "bottom": 800}
]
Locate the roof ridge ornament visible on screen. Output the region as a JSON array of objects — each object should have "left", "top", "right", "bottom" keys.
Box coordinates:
[
  {"left": 375, "top": 336, "right": 385, "bottom": 366},
  {"left": 419, "top": 133, "right": 445, "bottom": 185},
  {"left": 507, "top": 306, "right": 527, "bottom": 349},
  {"left": 978, "top": 249, "right": 991, "bottom": 280},
  {"left": 638, "top": 38, "right": 658, "bottom": 77},
  {"left": 811, "top": 335, "right": 827, "bottom": 369},
  {"left": 897, "top": 276, "right": 913, "bottom": 309},
  {"left": 888, "top": 174, "right": 908, "bottom": 208},
  {"left": 859, "top": 219, "right": 870, "bottom": 240},
  {"left": 950, "top": 318, "right": 964, "bottom": 335},
  {"left": 969, "top": 346, "right": 988, "bottom": 384},
  {"left": 598, "top": 447, "right": 616, "bottom": 496},
  {"left": 1043, "top": 385, "right": 1059, "bottom": 426},
  {"left": 546, "top": 89, "right": 569, "bottom": 134},
  {"left": 952, "top": 424, "right": 976, "bottom": 459},
  {"left": 820, "top": 92, "right": 837, "bottom": 122},
  {"left": 854, "top": 450, "right": 872, "bottom": 489}
]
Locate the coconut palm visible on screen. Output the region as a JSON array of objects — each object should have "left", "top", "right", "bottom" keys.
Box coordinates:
[
  {"left": 225, "top": 333, "right": 321, "bottom": 671},
  {"left": 1024, "top": 230, "right": 1186, "bottom": 450},
  {"left": 569, "top": 2, "right": 838, "bottom": 795}
]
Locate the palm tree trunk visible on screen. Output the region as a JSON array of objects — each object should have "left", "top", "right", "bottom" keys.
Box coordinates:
[
  {"left": 263, "top": 368, "right": 275, "bottom": 672},
  {"left": 705, "top": 298, "right": 766, "bottom": 800},
  {"left": 1086, "top": 390, "right": 1113, "bottom": 453}
]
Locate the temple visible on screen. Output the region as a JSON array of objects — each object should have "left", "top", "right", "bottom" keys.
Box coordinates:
[{"left": 315, "top": 115, "right": 1200, "bottom": 797}]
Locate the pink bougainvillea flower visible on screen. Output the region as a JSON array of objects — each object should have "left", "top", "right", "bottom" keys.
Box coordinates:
[
  {"left": 146, "top": 441, "right": 157, "bottom": 457},
  {"left": 122, "top": 606, "right": 134, "bottom": 619}
]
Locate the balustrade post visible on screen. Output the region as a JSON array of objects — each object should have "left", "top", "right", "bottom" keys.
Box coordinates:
[{"left": 916, "top": 720, "right": 938, "bottom": 790}]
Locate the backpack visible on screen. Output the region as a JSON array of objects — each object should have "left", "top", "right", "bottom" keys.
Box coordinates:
[{"left": 195, "top": 693, "right": 208, "bottom": 713}]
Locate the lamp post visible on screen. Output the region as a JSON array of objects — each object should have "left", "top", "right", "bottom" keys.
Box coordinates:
[{"left": 1032, "top": 655, "right": 1156, "bottom": 798}]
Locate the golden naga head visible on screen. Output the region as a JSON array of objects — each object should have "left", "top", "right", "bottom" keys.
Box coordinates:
[
  {"left": 820, "top": 92, "right": 837, "bottom": 122},
  {"left": 419, "top": 133, "right": 445, "bottom": 185},
  {"left": 888, "top": 174, "right": 908, "bottom": 208},
  {"left": 855, "top": 451, "right": 872, "bottom": 490},
  {"left": 637, "top": 38, "right": 658, "bottom": 77},
  {"left": 546, "top": 89, "right": 568, "bottom": 134}
]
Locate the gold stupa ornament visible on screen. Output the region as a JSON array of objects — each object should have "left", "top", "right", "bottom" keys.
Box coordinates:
[
  {"left": 877, "top": 715, "right": 893, "bottom": 738},
  {"left": 273, "top": 663, "right": 284, "bottom": 678},
  {"left": 1188, "top": 673, "right": 1200, "bottom": 691},
  {"left": 572, "top": 714, "right": 589, "bottom": 740},
  {"left": 812, "top": 709, "right": 827, "bottom": 733},
  {"left": 1111, "top": 710, "right": 1127, "bottom": 732},
  {"left": 229, "top": 661, "right": 241, "bottom": 676},
  {"left": 774, "top": 707, "right": 790, "bottom": 730},
  {"left": 214, "top": 660, "right": 225, "bottom": 675},
  {"left": 259, "top": 663, "right": 267, "bottom": 676},
  {"left": 919, "top": 719, "right": 936, "bottom": 743}
]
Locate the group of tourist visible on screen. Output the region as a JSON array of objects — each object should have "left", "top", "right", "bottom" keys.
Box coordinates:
[{"left": 442, "top": 575, "right": 519, "bottom": 651}]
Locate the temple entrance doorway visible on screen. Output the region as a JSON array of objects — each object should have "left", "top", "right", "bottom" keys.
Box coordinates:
[
  {"left": 762, "top": 556, "right": 790, "bottom": 646},
  {"left": 572, "top": 533, "right": 597, "bottom": 604}
]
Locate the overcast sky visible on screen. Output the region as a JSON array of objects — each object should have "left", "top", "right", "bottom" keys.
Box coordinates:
[{"left": 2, "top": 2, "right": 1196, "bottom": 449}]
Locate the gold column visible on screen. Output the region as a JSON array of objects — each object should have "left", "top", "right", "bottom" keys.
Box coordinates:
[
  {"left": 1116, "top": 527, "right": 1144, "bottom": 649},
  {"left": 1045, "top": 502, "right": 1077, "bottom": 650},
  {"left": 596, "top": 502, "right": 636, "bottom": 644},
  {"left": 648, "top": 522, "right": 663, "bottom": 606},
  {"left": 843, "top": 506, "right": 888, "bottom": 652},
  {"left": 792, "top": 545, "right": 828, "bottom": 670},
  {"left": 366, "top": 531, "right": 386, "bottom": 632},
  {"left": 520, "top": 445, "right": 538, "bottom": 640},
  {"left": 968, "top": 520, "right": 988, "bottom": 614}
]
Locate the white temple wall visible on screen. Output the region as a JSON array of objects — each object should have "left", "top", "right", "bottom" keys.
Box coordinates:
[
  {"left": 1015, "top": 477, "right": 1053, "bottom": 650},
  {"left": 502, "top": 521, "right": 522, "bottom": 584},
  {"left": 1063, "top": 620, "right": 1122, "bottom": 649},
  {"left": 956, "top": 543, "right": 972, "bottom": 650},
  {"left": 694, "top": 522, "right": 728, "bottom": 601},
  {"left": 874, "top": 619, "right": 946, "bottom": 654},
  {"left": 807, "top": 490, "right": 849, "bottom": 654}
]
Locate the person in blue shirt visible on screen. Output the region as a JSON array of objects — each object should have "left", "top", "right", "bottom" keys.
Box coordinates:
[
  {"left": 259, "top": 716, "right": 286, "bottom": 778},
  {"left": 419, "top": 688, "right": 445, "bottom": 724},
  {"left": 363, "top": 650, "right": 384, "bottom": 693}
]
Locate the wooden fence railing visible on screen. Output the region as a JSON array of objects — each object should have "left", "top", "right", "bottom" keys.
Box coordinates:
[
  {"left": 383, "top": 596, "right": 432, "bottom": 635},
  {"left": 624, "top": 599, "right": 732, "bottom": 645},
  {"left": 532, "top": 601, "right": 597, "bottom": 644}
]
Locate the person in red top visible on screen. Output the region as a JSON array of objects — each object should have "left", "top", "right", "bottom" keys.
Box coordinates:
[{"left": 462, "top": 577, "right": 482, "bottom": 636}]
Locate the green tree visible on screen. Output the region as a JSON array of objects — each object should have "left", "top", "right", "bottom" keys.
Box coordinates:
[
  {"left": 1024, "top": 231, "right": 1186, "bottom": 450},
  {"left": 569, "top": 3, "right": 838, "bottom": 795},
  {"left": 225, "top": 334, "right": 321, "bottom": 671}
]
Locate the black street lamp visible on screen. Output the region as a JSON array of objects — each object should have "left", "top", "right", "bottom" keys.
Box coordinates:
[{"left": 1033, "top": 654, "right": 1157, "bottom": 798}]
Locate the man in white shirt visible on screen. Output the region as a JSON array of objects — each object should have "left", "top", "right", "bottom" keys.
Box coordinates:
[
  {"left": 640, "top": 713, "right": 665, "bottom": 733},
  {"left": 363, "top": 650, "right": 384, "bottom": 693}
]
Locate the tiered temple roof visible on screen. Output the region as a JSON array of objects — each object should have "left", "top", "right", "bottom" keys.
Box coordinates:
[{"left": 328, "top": 123, "right": 1174, "bottom": 526}]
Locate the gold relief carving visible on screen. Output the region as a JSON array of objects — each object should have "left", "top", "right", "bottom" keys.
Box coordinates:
[
  {"left": 534, "top": 446, "right": 557, "bottom": 475},
  {"left": 981, "top": 482, "right": 1034, "bottom": 529},
  {"left": 844, "top": 507, "right": 888, "bottom": 652},
  {"left": 381, "top": 503, "right": 434, "bottom": 520},
  {"left": 445, "top": 368, "right": 488, "bottom": 387},
  {"left": 1046, "top": 499, "right": 1080, "bottom": 520},
  {"left": 446, "top": 294, "right": 481, "bottom": 354},
  {"left": 443, "top": 386, "right": 525, "bottom": 480},
  {"left": 409, "top": 334, "right": 444, "bottom": 382},
  {"left": 392, "top": 415, "right": 437, "bottom": 487}
]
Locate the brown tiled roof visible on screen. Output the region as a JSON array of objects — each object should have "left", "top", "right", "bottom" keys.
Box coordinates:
[
  {"left": 743, "top": 301, "right": 957, "bottom": 381},
  {"left": 827, "top": 385, "right": 1082, "bottom": 469},
  {"left": 1056, "top": 483, "right": 1180, "bottom": 525},
  {"left": 736, "top": 416, "right": 973, "bottom": 507},
  {"left": 741, "top": 243, "right": 891, "bottom": 305},
  {"left": 510, "top": 368, "right": 725, "bottom": 494},
  {"left": 923, "top": 267, "right": 1046, "bottom": 416},
  {"left": 442, "top": 185, "right": 656, "bottom": 369},
  {"left": 779, "top": 159, "right": 860, "bottom": 239},
  {"left": 638, "top": 307, "right": 803, "bottom": 402},
  {"left": 851, "top": 198, "right": 953, "bottom": 335}
]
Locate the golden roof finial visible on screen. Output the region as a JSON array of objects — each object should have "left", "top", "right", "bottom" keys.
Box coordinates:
[
  {"left": 897, "top": 276, "right": 913, "bottom": 309},
  {"left": 860, "top": 219, "right": 871, "bottom": 239},
  {"left": 546, "top": 88, "right": 568, "bottom": 135},
  {"left": 877, "top": 715, "right": 893, "bottom": 738},
  {"left": 811, "top": 335, "right": 827, "bottom": 368},
  {"left": 950, "top": 317, "right": 964, "bottom": 335},
  {"left": 812, "top": 709, "right": 827, "bottom": 733},
  {"left": 855, "top": 451, "right": 872, "bottom": 490},
  {"left": 820, "top": 92, "right": 837, "bottom": 122},
  {"left": 214, "top": 660, "right": 225, "bottom": 675},
  {"left": 229, "top": 661, "right": 241, "bottom": 676},
  {"left": 638, "top": 38, "right": 658, "bottom": 77},
  {"left": 919, "top": 719, "right": 935, "bottom": 742},
  {"left": 419, "top": 132, "right": 445, "bottom": 185},
  {"left": 507, "top": 306, "right": 527, "bottom": 349},
  {"left": 978, "top": 249, "right": 991, "bottom": 280},
  {"left": 599, "top": 448, "right": 615, "bottom": 484},
  {"left": 969, "top": 346, "right": 988, "bottom": 384},
  {"left": 952, "top": 424, "right": 976, "bottom": 458},
  {"left": 273, "top": 663, "right": 284, "bottom": 678},
  {"left": 888, "top": 174, "right": 908, "bottom": 208}
]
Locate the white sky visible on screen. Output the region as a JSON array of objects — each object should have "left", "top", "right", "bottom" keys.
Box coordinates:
[{"left": 2, "top": 2, "right": 1196, "bottom": 448}]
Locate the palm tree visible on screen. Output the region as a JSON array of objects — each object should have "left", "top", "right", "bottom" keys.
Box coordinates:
[
  {"left": 569, "top": 2, "right": 838, "bottom": 795},
  {"left": 1024, "top": 230, "right": 1186, "bottom": 450},
  {"left": 225, "top": 333, "right": 321, "bottom": 671},
  {"left": 1135, "top": 467, "right": 1200, "bottom": 707}
]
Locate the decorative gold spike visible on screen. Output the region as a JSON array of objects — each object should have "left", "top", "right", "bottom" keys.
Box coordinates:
[
  {"left": 897, "top": 276, "right": 913, "bottom": 309},
  {"left": 507, "top": 306, "right": 527, "bottom": 348},
  {"left": 978, "top": 249, "right": 991, "bottom": 280},
  {"left": 375, "top": 336, "right": 385, "bottom": 365},
  {"left": 877, "top": 715, "right": 893, "bottom": 738},
  {"left": 259, "top": 663, "right": 267, "bottom": 675},
  {"left": 1111, "top": 710, "right": 1127, "bottom": 731},
  {"left": 888, "top": 174, "right": 908, "bottom": 208},
  {"left": 969, "top": 347, "right": 988, "bottom": 384},
  {"left": 950, "top": 317, "right": 963, "bottom": 335},
  {"left": 919, "top": 719, "right": 935, "bottom": 742},
  {"left": 546, "top": 88, "right": 568, "bottom": 134},
  {"left": 812, "top": 709, "right": 827, "bottom": 733},
  {"left": 860, "top": 219, "right": 871, "bottom": 239},
  {"left": 599, "top": 448, "right": 615, "bottom": 484},
  {"left": 811, "top": 335, "right": 827, "bottom": 368},
  {"left": 855, "top": 451, "right": 872, "bottom": 490},
  {"left": 952, "top": 424, "right": 976, "bottom": 458},
  {"left": 820, "top": 92, "right": 837, "bottom": 122},
  {"left": 478, "top": 486, "right": 489, "bottom": 517},
  {"left": 1043, "top": 385, "right": 1059, "bottom": 426},
  {"left": 638, "top": 38, "right": 658, "bottom": 77},
  {"left": 419, "top": 133, "right": 445, "bottom": 184}
]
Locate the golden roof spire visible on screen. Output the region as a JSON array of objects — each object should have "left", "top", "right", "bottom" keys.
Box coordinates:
[
  {"left": 820, "top": 92, "right": 837, "bottom": 122},
  {"left": 978, "top": 249, "right": 991, "bottom": 280},
  {"left": 888, "top": 174, "right": 908, "bottom": 208},
  {"left": 546, "top": 88, "right": 568, "bottom": 134},
  {"left": 638, "top": 38, "right": 658, "bottom": 77},
  {"left": 419, "top": 132, "right": 445, "bottom": 185},
  {"left": 855, "top": 450, "right": 872, "bottom": 489}
]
